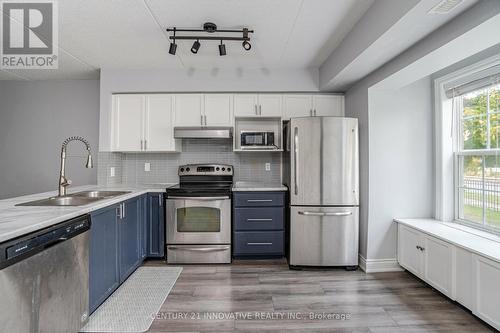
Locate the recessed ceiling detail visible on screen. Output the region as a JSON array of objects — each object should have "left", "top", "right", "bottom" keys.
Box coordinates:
[{"left": 167, "top": 22, "right": 253, "bottom": 56}]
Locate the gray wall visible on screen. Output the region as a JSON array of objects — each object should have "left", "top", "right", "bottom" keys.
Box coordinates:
[{"left": 0, "top": 80, "right": 100, "bottom": 199}]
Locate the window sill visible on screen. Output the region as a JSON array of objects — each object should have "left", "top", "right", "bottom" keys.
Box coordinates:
[{"left": 394, "top": 218, "right": 500, "bottom": 263}]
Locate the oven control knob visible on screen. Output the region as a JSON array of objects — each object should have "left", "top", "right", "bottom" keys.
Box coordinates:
[
  {"left": 180, "top": 168, "right": 184, "bottom": 172},
  {"left": 216, "top": 167, "right": 220, "bottom": 171},
  {"left": 222, "top": 167, "right": 225, "bottom": 171},
  {"left": 227, "top": 167, "right": 231, "bottom": 172},
  {"left": 186, "top": 167, "right": 190, "bottom": 172}
]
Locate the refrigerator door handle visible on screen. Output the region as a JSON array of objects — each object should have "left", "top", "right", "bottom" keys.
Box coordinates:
[
  {"left": 298, "top": 211, "right": 353, "bottom": 216},
  {"left": 294, "top": 126, "right": 299, "bottom": 195}
]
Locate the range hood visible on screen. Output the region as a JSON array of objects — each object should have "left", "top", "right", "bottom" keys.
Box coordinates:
[{"left": 174, "top": 126, "right": 233, "bottom": 139}]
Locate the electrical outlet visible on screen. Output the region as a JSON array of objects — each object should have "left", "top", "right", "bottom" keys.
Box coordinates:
[
  {"left": 144, "top": 163, "right": 151, "bottom": 172},
  {"left": 110, "top": 167, "right": 115, "bottom": 177},
  {"left": 265, "top": 163, "right": 271, "bottom": 171}
]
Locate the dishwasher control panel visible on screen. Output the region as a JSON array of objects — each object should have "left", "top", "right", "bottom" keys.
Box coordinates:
[{"left": 0, "top": 215, "right": 91, "bottom": 269}]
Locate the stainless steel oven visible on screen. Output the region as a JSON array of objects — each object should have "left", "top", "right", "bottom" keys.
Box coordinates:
[{"left": 165, "top": 164, "right": 233, "bottom": 264}]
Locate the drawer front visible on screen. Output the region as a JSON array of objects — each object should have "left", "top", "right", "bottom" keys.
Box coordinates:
[
  {"left": 234, "top": 207, "right": 284, "bottom": 231},
  {"left": 234, "top": 192, "right": 285, "bottom": 207},
  {"left": 233, "top": 231, "right": 284, "bottom": 256}
]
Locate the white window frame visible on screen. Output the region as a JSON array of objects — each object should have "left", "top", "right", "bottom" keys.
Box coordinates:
[{"left": 434, "top": 53, "right": 500, "bottom": 235}]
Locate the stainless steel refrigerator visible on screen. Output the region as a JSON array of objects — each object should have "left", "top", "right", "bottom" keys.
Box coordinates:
[{"left": 284, "top": 117, "right": 359, "bottom": 268}]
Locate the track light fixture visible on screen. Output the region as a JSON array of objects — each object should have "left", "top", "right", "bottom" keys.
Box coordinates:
[
  {"left": 169, "top": 27, "right": 177, "bottom": 55},
  {"left": 166, "top": 22, "right": 253, "bottom": 56},
  {"left": 219, "top": 40, "right": 226, "bottom": 56},
  {"left": 191, "top": 40, "right": 200, "bottom": 54}
]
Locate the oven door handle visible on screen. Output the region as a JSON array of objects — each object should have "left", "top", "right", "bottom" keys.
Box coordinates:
[
  {"left": 167, "top": 246, "right": 230, "bottom": 252},
  {"left": 167, "top": 196, "right": 230, "bottom": 200}
]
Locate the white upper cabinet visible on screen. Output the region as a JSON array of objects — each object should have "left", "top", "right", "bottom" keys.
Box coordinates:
[
  {"left": 283, "top": 94, "right": 345, "bottom": 120},
  {"left": 112, "top": 94, "right": 179, "bottom": 152},
  {"left": 174, "top": 94, "right": 204, "bottom": 126},
  {"left": 204, "top": 94, "right": 233, "bottom": 126},
  {"left": 258, "top": 94, "right": 282, "bottom": 117},
  {"left": 112, "top": 94, "right": 144, "bottom": 152},
  {"left": 174, "top": 94, "right": 232, "bottom": 126},
  {"left": 313, "top": 95, "right": 344, "bottom": 117},
  {"left": 234, "top": 94, "right": 259, "bottom": 117},
  {"left": 234, "top": 94, "right": 282, "bottom": 117},
  {"left": 145, "top": 95, "right": 179, "bottom": 152},
  {"left": 283, "top": 95, "right": 313, "bottom": 119}
]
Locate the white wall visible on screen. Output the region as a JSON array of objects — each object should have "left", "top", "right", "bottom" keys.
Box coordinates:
[
  {"left": 0, "top": 80, "right": 100, "bottom": 199},
  {"left": 344, "top": 1, "right": 500, "bottom": 262},
  {"left": 99, "top": 68, "right": 319, "bottom": 150},
  {"left": 368, "top": 77, "right": 434, "bottom": 259}
]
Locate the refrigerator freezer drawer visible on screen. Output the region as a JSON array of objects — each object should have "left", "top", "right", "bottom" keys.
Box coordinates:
[{"left": 289, "top": 206, "right": 359, "bottom": 266}]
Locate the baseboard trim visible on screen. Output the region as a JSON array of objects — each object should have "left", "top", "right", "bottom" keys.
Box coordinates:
[{"left": 358, "top": 255, "right": 403, "bottom": 273}]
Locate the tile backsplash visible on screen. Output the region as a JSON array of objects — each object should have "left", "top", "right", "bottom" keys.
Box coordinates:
[{"left": 98, "top": 139, "right": 282, "bottom": 186}]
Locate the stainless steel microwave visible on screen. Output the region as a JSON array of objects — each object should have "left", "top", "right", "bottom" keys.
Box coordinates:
[{"left": 240, "top": 131, "right": 275, "bottom": 148}]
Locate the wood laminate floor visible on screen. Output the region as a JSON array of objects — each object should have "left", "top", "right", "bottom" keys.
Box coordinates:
[{"left": 144, "top": 259, "right": 494, "bottom": 333}]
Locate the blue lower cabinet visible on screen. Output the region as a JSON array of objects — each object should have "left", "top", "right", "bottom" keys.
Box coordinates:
[
  {"left": 147, "top": 193, "right": 165, "bottom": 258},
  {"left": 233, "top": 191, "right": 286, "bottom": 258},
  {"left": 119, "top": 196, "right": 142, "bottom": 282},
  {"left": 233, "top": 231, "right": 284, "bottom": 256},
  {"left": 89, "top": 204, "right": 120, "bottom": 314},
  {"left": 90, "top": 194, "right": 150, "bottom": 314}
]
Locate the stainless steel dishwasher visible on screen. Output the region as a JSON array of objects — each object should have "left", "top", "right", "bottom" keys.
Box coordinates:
[{"left": 0, "top": 215, "right": 90, "bottom": 333}]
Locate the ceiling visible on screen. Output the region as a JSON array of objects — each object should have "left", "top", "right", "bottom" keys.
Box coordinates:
[{"left": 0, "top": 0, "right": 374, "bottom": 80}]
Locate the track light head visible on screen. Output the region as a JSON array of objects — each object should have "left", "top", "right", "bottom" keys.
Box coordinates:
[
  {"left": 169, "top": 42, "right": 177, "bottom": 55},
  {"left": 242, "top": 40, "right": 251, "bottom": 51},
  {"left": 191, "top": 40, "right": 201, "bottom": 54},
  {"left": 219, "top": 41, "right": 226, "bottom": 56}
]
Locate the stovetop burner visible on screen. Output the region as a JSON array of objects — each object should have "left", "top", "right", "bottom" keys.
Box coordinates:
[{"left": 166, "top": 164, "right": 234, "bottom": 198}]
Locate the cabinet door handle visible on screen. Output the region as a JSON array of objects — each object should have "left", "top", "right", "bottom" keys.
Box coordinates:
[
  {"left": 259, "top": 105, "right": 262, "bottom": 115},
  {"left": 298, "top": 211, "right": 352, "bottom": 216},
  {"left": 144, "top": 140, "right": 147, "bottom": 150},
  {"left": 314, "top": 109, "right": 317, "bottom": 116},
  {"left": 122, "top": 203, "right": 126, "bottom": 219},
  {"left": 140, "top": 140, "right": 143, "bottom": 151},
  {"left": 204, "top": 115, "right": 207, "bottom": 125},
  {"left": 255, "top": 105, "right": 258, "bottom": 115},
  {"left": 247, "top": 242, "right": 272, "bottom": 246},
  {"left": 116, "top": 206, "right": 121, "bottom": 219},
  {"left": 159, "top": 194, "right": 162, "bottom": 207},
  {"left": 247, "top": 199, "right": 273, "bottom": 202},
  {"left": 200, "top": 114, "right": 203, "bottom": 125},
  {"left": 247, "top": 218, "right": 273, "bottom": 222},
  {"left": 310, "top": 109, "right": 312, "bottom": 116}
]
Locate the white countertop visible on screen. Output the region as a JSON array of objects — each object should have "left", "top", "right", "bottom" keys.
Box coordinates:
[
  {"left": 232, "top": 181, "right": 287, "bottom": 192},
  {"left": 0, "top": 184, "right": 172, "bottom": 243},
  {"left": 394, "top": 218, "right": 500, "bottom": 263}
]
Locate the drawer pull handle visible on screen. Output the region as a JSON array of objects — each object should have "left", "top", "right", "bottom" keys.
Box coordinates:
[
  {"left": 247, "top": 218, "right": 273, "bottom": 222},
  {"left": 247, "top": 199, "right": 273, "bottom": 202},
  {"left": 247, "top": 242, "right": 273, "bottom": 246},
  {"left": 298, "top": 211, "right": 352, "bottom": 216}
]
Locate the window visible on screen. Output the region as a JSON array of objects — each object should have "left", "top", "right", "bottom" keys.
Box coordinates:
[{"left": 455, "top": 83, "right": 500, "bottom": 231}]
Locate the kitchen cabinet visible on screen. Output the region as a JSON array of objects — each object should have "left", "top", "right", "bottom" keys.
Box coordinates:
[
  {"left": 89, "top": 204, "right": 120, "bottom": 314},
  {"left": 282, "top": 94, "right": 344, "bottom": 120},
  {"left": 234, "top": 94, "right": 282, "bottom": 117},
  {"left": 147, "top": 193, "right": 165, "bottom": 258},
  {"left": 233, "top": 191, "right": 286, "bottom": 257},
  {"left": 474, "top": 255, "right": 500, "bottom": 329},
  {"left": 397, "top": 225, "right": 425, "bottom": 277},
  {"left": 112, "top": 94, "right": 144, "bottom": 151},
  {"left": 112, "top": 94, "right": 179, "bottom": 152},
  {"left": 89, "top": 194, "right": 149, "bottom": 314},
  {"left": 119, "top": 197, "right": 142, "bottom": 282},
  {"left": 174, "top": 94, "right": 233, "bottom": 126},
  {"left": 396, "top": 222, "right": 500, "bottom": 331},
  {"left": 174, "top": 94, "right": 204, "bottom": 126},
  {"left": 204, "top": 94, "right": 233, "bottom": 126},
  {"left": 145, "top": 94, "right": 179, "bottom": 151}
]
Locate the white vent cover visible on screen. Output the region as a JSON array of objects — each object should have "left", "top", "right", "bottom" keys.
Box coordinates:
[{"left": 428, "top": 0, "right": 464, "bottom": 14}]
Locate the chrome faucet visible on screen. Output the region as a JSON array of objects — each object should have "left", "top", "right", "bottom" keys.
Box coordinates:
[{"left": 58, "top": 136, "right": 93, "bottom": 197}]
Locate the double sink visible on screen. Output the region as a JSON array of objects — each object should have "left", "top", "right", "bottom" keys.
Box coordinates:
[{"left": 16, "top": 191, "right": 131, "bottom": 207}]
